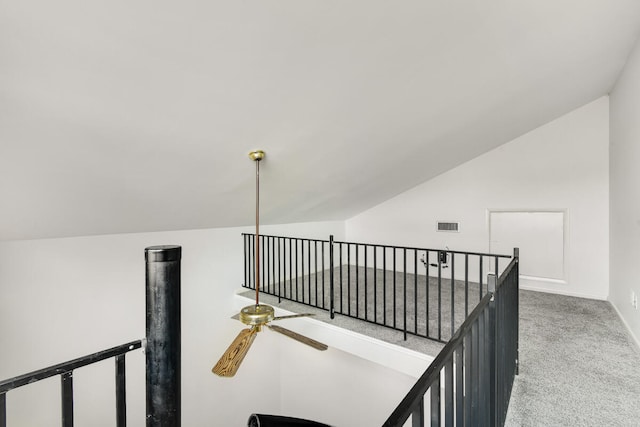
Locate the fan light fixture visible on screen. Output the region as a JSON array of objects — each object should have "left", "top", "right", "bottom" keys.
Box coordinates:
[{"left": 212, "top": 150, "right": 327, "bottom": 378}]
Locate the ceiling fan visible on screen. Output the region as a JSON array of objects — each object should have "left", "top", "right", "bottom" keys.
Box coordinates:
[{"left": 212, "top": 150, "right": 328, "bottom": 378}]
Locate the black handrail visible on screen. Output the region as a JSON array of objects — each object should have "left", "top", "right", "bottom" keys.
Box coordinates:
[
  {"left": 0, "top": 340, "right": 141, "bottom": 427},
  {"left": 243, "top": 233, "right": 512, "bottom": 259},
  {"left": 0, "top": 340, "right": 142, "bottom": 394}
]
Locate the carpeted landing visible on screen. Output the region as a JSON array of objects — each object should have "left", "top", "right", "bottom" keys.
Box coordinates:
[
  {"left": 243, "top": 273, "right": 640, "bottom": 426},
  {"left": 504, "top": 290, "right": 640, "bottom": 426}
]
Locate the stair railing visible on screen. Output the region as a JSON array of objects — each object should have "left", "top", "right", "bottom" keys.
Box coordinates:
[
  {"left": 242, "top": 233, "right": 512, "bottom": 342},
  {"left": 0, "top": 245, "right": 182, "bottom": 427},
  {"left": 382, "top": 248, "right": 519, "bottom": 426}
]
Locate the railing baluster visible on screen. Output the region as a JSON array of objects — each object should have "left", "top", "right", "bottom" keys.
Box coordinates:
[
  {"left": 272, "top": 237, "right": 276, "bottom": 295},
  {"left": 243, "top": 235, "right": 248, "bottom": 288},
  {"left": 315, "top": 240, "right": 318, "bottom": 307},
  {"left": 445, "top": 359, "right": 454, "bottom": 427},
  {"left": 356, "top": 244, "right": 359, "bottom": 318},
  {"left": 1, "top": 392, "right": 6, "bottom": 427},
  {"left": 278, "top": 238, "right": 282, "bottom": 303},
  {"left": 479, "top": 255, "right": 483, "bottom": 301},
  {"left": 329, "top": 236, "right": 334, "bottom": 318},
  {"left": 339, "top": 243, "right": 343, "bottom": 313},
  {"left": 374, "top": 246, "right": 378, "bottom": 324},
  {"left": 464, "top": 332, "right": 472, "bottom": 427},
  {"left": 347, "top": 244, "right": 351, "bottom": 316},
  {"left": 438, "top": 254, "right": 442, "bottom": 341},
  {"left": 61, "top": 371, "right": 74, "bottom": 427},
  {"left": 471, "top": 320, "right": 479, "bottom": 422},
  {"left": 393, "top": 248, "right": 397, "bottom": 329},
  {"left": 364, "top": 245, "right": 368, "bottom": 321},
  {"left": 488, "top": 274, "right": 497, "bottom": 427},
  {"left": 383, "top": 247, "right": 387, "bottom": 326},
  {"left": 116, "top": 354, "right": 127, "bottom": 427},
  {"left": 252, "top": 235, "right": 256, "bottom": 289},
  {"left": 478, "top": 309, "right": 487, "bottom": 424},
  {"left": 403, "top": 248, "right": 407, "bottom": 340},
  {"left": 411, "top": 397, "right": 424, "bottom": 427},
  {"left": 295, "top": 239, "right": 299, "bottom": 301},
  {"left": 266, "top": 236, "right": 270, "bottom": 294},
  {"left": 307, "top": 240, "right": 311, "bottom": 304},
  {"left": 301, "top": 239, "right": 305, "bottom": 303},
  {"left": 451, "top": 253, "right": 455, "bottom": 338},
  {"left": 414, "top": 250, "right": 418, "bottom": 336},
  {"left": 425, "top": 251, "right": 430, "bottom": 339},
  {"left": 464, "top": 254, "right": 469, "bottom": 317},
  {"left": 430, "top": 377, "right": 440, "bottom": 426},
  {"left": 261, "top": 236, "right": 266, "bottom": 294},
  {"left": 455, "top": 346, "right": 464, "bottom": 426}
]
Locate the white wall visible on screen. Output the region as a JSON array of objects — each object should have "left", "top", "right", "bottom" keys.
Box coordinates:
[
  {"left": 279, "top": 338, "right": 418, "bottom": 427},
  {"left": 0, "top": 221, "right": 371, "bottom": 426},
  {"left": 610, "top": 35, "right": 640, "bottom": 347},
  {"left": 346, "top": 97, "right": 610, "bottom": 300},
  {"left": 0, "top": 220, "right": 428, "bottom": 426}
]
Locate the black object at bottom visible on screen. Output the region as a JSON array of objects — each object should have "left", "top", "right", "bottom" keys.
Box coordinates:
[{"left": 248, "top": 414, "right": 331, "bottom": 427}]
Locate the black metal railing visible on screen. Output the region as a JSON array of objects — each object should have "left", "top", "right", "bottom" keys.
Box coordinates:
[
  {"left": 0, "top": 340, "right": 142, "bottom": 427},
  {"left": 242, "top": 234, "right": 512, "bottom": 342},
  {"left": 382, "top": 249, "right": 519, "bottom": 426},
  {"left": 0, "top": 245, "right": 182, "bottom": 427}
]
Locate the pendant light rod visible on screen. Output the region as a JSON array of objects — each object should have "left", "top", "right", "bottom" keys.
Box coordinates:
[{"left": 249, "top": 150, "right": 265, "bottom": 305}]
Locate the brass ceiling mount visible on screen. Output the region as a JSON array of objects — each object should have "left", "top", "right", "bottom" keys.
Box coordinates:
[{"left": 248, "top": 150, "right": 265, "bottom": 162}]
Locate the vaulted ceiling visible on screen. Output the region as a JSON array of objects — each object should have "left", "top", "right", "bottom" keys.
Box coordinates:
[{"left": 2, "top": 1, "right": 640, "bottom": 240}]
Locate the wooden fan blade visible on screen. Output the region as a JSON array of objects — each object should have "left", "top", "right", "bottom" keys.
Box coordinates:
[
  {"left": 212, "top": 328, "right": 257, "bottom": 377},
  {"left": 272, "top": 313, "right": 316, "bottom": 321},
  {"left": 267, "top": 324, "right": 328, "bottom": 351}
]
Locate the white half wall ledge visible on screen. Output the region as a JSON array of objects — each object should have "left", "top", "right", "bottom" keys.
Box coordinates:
[
  {"left": 610, "top": 301, "right": 640, "bottom": 351},
  {"left": 232, "top": 294, "right": 433, "bottom": 378}
]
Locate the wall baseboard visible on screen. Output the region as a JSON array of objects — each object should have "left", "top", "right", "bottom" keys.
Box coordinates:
[
  {"left": 519, "top": 284, "right": 608, "bottom": 301},
  {"left": 610, "top": 301, "right": 640, "bottom": 352}
]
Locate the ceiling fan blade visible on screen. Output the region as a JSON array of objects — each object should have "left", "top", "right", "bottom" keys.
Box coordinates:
[
  {"left": 230, "top": 313, "right": 240, "bottom": 320},
  {"left": 212, "top": 328, "right": 257, "bottom": 377},
  {"left": 267, "top": 324, "right": 328, "bottom": 351},
  {"left": 272, "top": 313, "right": 316, "bottom": 321}
]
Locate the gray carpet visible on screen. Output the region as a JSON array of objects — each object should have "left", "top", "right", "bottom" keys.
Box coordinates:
[
  {"left": 246, "top": 274, "right": 640, "bottom": 426},
  {"left": 505, "top": 290, "right": 640, "bottom": 427}
]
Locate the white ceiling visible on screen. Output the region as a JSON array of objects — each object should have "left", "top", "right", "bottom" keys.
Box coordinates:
[{"left": 2, "top": 1, "right": 640, "bottom": 241}]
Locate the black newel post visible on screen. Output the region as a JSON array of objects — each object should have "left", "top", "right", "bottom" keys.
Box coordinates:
[{"left": 145, "top": 245, "right": 181, "bottom": 427}]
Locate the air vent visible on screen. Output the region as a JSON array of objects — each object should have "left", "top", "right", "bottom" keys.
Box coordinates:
[{"left": 436, "top": 221, "right": 460, "bottom": 232}]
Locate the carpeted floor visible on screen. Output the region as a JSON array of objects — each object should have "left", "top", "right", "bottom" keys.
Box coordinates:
[
  {"left": 504, "top": 290, "right": 640, "bottom": 427},
  {"left": 245, "top": 278, "right": 640, "bottom": 426}
]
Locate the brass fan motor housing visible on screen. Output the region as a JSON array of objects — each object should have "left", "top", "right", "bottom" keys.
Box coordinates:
[{"left": 240, "top": 304, "right": 275, "bottom": 326}]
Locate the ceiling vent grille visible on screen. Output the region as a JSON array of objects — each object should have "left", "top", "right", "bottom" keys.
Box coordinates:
[{"left": 437, "top": 221, "right": 460, "bottom": 232}]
